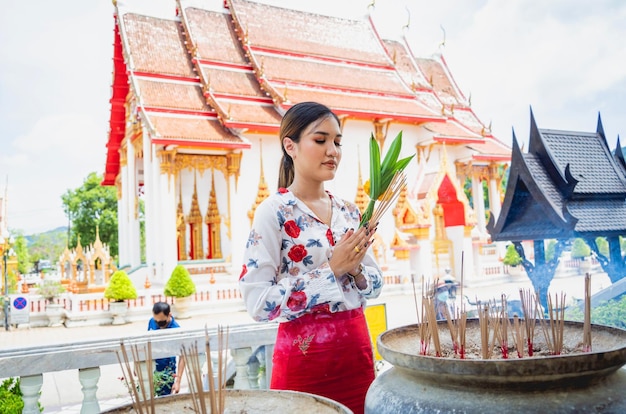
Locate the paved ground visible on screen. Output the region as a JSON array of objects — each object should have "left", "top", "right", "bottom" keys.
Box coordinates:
[{"left": 0, "top": 271, "right": 612, "bottom": 413}]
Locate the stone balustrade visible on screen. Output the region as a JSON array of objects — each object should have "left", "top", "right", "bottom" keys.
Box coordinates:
[{"left": 0, "top": 323, "right": 278, "bottom": 413}]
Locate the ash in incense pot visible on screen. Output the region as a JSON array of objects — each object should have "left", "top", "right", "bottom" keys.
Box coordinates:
[{"left": 365, "top": 320, "right": 626, "bottom": 413}]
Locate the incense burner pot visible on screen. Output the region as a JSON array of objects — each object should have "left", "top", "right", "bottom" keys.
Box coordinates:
[
  {"left": 102, "top": 389, "right": 352, "bottom": 413},
  {"left": 365, "top": 320, "right": 626, "bottom": 413}
]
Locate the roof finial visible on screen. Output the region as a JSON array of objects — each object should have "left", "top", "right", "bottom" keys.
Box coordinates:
[
  {"left": 402, "top": 6, "right": 411, "bottom": 32},
  {"left": 438, "top": 25, "right": 446, "bottom": 49}
]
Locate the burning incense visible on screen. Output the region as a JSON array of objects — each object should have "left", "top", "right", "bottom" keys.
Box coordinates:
[
  {"left": 548, "top": 292, "right": 566, "bottom": 355},
  {"left": 583, "top": 273, "right": 592, "bottom": 352},
  {"left": 443, "top": 306, "right": 459, "bottom": 355},
  {"left": 511, "top": 315, "right": 525, "bottom": 358},
  {"left": 423, "top": 294, "right": 442, "bottom": 356},
  {"left": 519, "top": 289, "right": 536, "bottom": 356},
  {"left": 458, "top": 310, "right": 467, "bottom": 359},
  {"left": 478, "top": 302, "right": 491, "bottom": 359},
  {"left": 498, "top": 294, "right": 509, "bottom": 359}
]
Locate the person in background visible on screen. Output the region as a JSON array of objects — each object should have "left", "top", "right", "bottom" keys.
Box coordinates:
[
  {"left": 148, "top": 301, "right": 186, "bottom": 396},
  {"left": 239, "top": 101, "right": 383, "bottom": 414}
]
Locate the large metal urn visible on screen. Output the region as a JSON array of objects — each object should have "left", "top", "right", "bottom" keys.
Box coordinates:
[{"left": 365, "top": 320, "right": 626, "bottom": 413}]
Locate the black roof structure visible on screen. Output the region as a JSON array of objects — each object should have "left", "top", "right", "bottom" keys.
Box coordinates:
[{"left": 488, "top": 111, "right": 626, "bottom": 242}]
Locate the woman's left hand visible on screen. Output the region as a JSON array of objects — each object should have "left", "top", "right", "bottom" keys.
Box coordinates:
[{"left": 329, "top": 224, "right": 376, "bottom": 276}]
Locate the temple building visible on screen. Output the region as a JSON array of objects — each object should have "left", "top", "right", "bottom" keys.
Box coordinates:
[
  {"left": 104, "top": 0, "right": 510, "bottom": 285},
  {"left": 489, "top": 111, "right": 626, "bottom": 307}
]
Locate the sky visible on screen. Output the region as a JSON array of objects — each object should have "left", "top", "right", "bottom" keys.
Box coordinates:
[{"left": 1, "top": 0, "right": 625, "bottom": 235}]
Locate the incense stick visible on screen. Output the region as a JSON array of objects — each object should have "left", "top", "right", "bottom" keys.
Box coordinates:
[
  {"left": 519, "top": 289, "right": 536, "bottom": 356},
  {"left": 583, "top": 273, "right": 592, "bottom": 352},
  {"left": 368, "top": 171, "right": 406, "bottom": 226}
]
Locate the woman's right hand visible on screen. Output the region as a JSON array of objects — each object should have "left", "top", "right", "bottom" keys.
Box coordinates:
[{"left": 328, "top": 224, "right": 376, "bottom": 276}]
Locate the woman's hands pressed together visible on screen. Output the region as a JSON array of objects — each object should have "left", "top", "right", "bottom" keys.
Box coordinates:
[{"left": 329, "top": 223, "right": 377, "bottom": 278}]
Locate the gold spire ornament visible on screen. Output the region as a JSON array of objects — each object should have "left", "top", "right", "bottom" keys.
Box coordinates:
[{"left": 360, "top": 131, "right": 414, "bottom": 227}]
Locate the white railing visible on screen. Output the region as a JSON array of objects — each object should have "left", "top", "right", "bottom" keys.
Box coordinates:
[{"left": 0, "top": 323, "right": 278, "bottom": 414}]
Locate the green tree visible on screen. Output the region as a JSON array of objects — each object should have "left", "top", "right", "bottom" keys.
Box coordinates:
[
  {"left": 61, "top": 172, "right": 118, "bottom": 259},
  {"left": 595, "top": 237, "right": 609, "bottom": 257},
  {"left": 545, "top": 239, "right": 557, "bottom": 262},
  {"left": 28, "top": 228, "right": 68, "bottom": 268},
  {"left": 571, "top": 238, "right": 591, "bottom": 259},
  {"left": 12, "top": 233, "right": 30, "bottom": 274}
]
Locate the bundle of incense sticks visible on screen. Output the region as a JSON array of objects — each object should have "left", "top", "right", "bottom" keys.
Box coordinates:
[
  {"left": 548, "top": 292, "right": 566, "bottom": 355},
  {"left": 367, "top": 171, "right": 407, "bottom": 227},
  {"left": 478, "top": 301, "right": 492, "bottom": 359},
  {"left": 116, "top": 325, "right": 230, "bottom": 414},
  {"left": 511, "top": 314, "right": 525, "bottom": 358},
  {"left": 583, "top": 273, "right": 592, "bottom": 352},
  {"left": 116, "top": 341, "right": 156, "bottom": 414},
  {"left": 413, "top": 275, "right": 430, "bottom": 356},
  {"left": 443, "top": 306, "right": 459, "bottom": 355},
  {"left": 423, "top": 295, "right": 442, "bottom": 357},
  {"left": 458, "top": 310, "right": 467, "bottom": 359},
  {"left": 493, "top": 294, "right": 509, "bottom": 359},
  {"left": 519, "top": 289, "right": 536, "bottom": 356}
]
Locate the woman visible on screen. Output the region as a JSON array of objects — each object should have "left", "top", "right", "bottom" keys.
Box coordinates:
[{"left": 239, "top": 101, "right": 383, "bottom": 413}]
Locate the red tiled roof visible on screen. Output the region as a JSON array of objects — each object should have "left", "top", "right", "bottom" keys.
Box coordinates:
[
  {"left": 122, "top": 14, "right": 195, "bottom": 78},
  {"left": 181, "top": 4, "right": 282, "bottom": 132},
  {"left": 424, "top": 119, "right": 483, "bottom": 142},
  {"left": 184, "top": 8, "right": 248, "bottom": 66},
  {"left": 146, "top": 114, "right": 249, "bottom": 148},
  {"left": 282, "top": 87, "right": 441, "bottom": 122},
  {"left": 255, "top": 54, "right": 410, "bottom": 96},
  {"left": 136, "top": 79, "right": 210, "bottom": 111},
  {"left": 466, "top": 137, "right": 512, "bottom": 160},
  {"left": 228, "top": 0, "right": 391, "bottom": 66},
  {"left": 452, "top": 107, "right": 488, "bottom": 136},
  {"left": 206, "top": 97, "right": 282, "bottom": 130},
  {"left": 382, "top": 39, "right": 431, "bottom": 91},
  {"left": 415, "top": 57, "right": 461, "bottom": 106},
  {"left": 200, "top": 67, "right": 266, "bottom": 98}
]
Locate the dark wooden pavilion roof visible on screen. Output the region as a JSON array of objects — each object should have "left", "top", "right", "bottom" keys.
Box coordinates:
[{"left": 488, "top": 111, "right": 626, "bottom": 241}]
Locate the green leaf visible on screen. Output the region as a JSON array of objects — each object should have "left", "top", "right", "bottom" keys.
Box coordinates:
[
  {"left": 394, "top": 154, "right": 415, "bottom": 172},
  {"left": 360, "top": 200, "right": 376, "bottom": 227},
  {"left": 380, "top": 131, "right": 403, "bottom": 175},
  {"left": 369, "top": 133, "right": 381, "bottom": 198}
]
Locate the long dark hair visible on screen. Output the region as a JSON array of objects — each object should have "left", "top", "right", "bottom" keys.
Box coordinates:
[{"left": 277, "top": 102, "right": 340, "bottom": 188}]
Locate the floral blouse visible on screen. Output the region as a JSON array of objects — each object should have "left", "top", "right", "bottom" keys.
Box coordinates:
[{"left": 239, "top": 188, "right": 383, "bottom": 323}]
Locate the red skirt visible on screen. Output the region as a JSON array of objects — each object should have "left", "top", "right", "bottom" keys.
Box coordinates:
[{"left": 271, "top": 306, "right": 375, "bottom": 414}]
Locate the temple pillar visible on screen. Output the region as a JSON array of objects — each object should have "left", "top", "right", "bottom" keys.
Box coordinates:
[
  {"left": 143, "top": 133, "right": 158, "bottom": 283},
  {"left": 471, "top": 171, "right": 487, "bottom": 237},
  {"left": 487, "top": 163, "right": 501, "bottom": 221},
  {"left": 230, "top": 172, "right": 246, "bottom": 273},
  {"left": 158, "top": 152, "right": 178, "bottom": 281},
  {"left": 460, "top": 226, "right": 475, "bottom": 285},
  {"left": 118, "top": 145, "right": 130, "bottom": 268},
  {"left": 408, "top": 227, "right": 432, "bottom": 283},
  {"left": 126, "top": 141, "right": 141, "bottom": 268},
  {"left": 116, "top": 181, "right": 128, "bottom": 268},
  {"left": 444, "top": 225, "right": 463, "bottom": 279}
]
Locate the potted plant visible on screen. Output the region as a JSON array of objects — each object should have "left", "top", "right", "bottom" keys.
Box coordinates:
[
  {"left": 164, "top": 265, "right": 196, "bottom": 319},
  {"left": 104, "top": 270, "right": 138, "bottom": 325},
  {"left": 38, "top": 280, "right": 66, "bottom": 327},
  {"left": 502, "top": 244, "right": 523, "bottom": 277}
]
